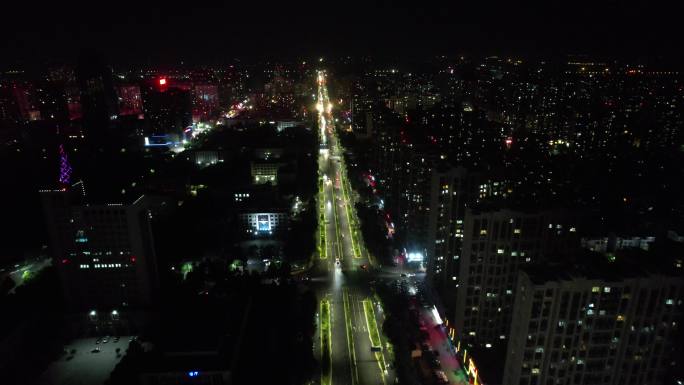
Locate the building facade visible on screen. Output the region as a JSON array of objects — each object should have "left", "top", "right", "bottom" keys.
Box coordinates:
[
  {"left": 504, "top": 268, "right": 684, "bottom": 385},
  {"left": 454, "top": 208, "right": 580, "bottom": 349},
  {"left": 40, "top": 184, "right": 159, "bottom": 310}
]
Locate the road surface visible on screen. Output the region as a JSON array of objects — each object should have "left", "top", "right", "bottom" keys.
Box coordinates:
[{"left": 311, "top": 71, "right": 393, "bottom": 385}]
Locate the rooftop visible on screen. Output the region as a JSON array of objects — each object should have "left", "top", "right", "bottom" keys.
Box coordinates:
[{"left": 523, "top": 244, "right": 684, "bottom": 285}]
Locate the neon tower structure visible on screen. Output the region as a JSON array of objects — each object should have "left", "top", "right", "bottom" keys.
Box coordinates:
[{"left": 58, "top": 144, "right": 73, "bottom": 187}]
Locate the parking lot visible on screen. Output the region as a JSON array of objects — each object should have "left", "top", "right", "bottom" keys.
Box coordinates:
[{"left": 36, "top": 336, "right": 132, "bottom": 385}]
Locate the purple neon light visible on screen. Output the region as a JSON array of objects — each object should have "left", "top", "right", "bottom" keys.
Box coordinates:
[{"left": 59, "top": 144, "right": 72, "bottom": 186}]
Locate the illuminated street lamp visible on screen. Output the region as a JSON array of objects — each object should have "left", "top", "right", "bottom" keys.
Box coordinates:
[
  {"left": 111, "top": 309, "right": 120, "bottom": 321},
  {"left": 89, "top": 310, "right": 98, "bottom": 321}
]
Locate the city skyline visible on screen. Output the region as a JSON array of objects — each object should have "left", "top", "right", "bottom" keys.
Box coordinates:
[{"left": 0, "top": 4, "right": 683, "bottom": 385}]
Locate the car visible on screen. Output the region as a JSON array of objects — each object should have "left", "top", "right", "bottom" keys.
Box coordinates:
[
  {"left": 102, "top": 338, "right": 109, "bottom": 343},
  {"left": 91, "top": 348, "right": 101, "bottom": 353},
  {"left": 113, "top": 336, "right": 120, "bottom": 343},
  {"left": 400, "top": 273, "right": 407, "bottom": 277}
]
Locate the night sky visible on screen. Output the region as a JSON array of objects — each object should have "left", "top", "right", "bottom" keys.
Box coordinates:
[{"left": 2, "top": 1, "right": 682, "bottom": 66}]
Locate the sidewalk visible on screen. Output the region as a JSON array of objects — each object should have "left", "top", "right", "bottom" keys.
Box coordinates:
[{"left": 419, "top": 307, "right": 469, "bottom": 385}]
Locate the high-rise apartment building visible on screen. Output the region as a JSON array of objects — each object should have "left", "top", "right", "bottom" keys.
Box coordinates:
[
  {"left": 142, "top": 80, "right": 192, "bottom": 137},
  {"left": 76, "top": 52, "right": 119, "bottom": 136},
  {"left": 427, "top": 166, "right": 481, "bottom": 293},
  {"left": 117, "top": 85, "right": 143, "bottom": 116},
  {"left": 192, "top": 84, "right": 219, "bottom": 122},
  {"left": 503, "top": 259, "right": 684, "bottom": 385},
  {"left": 454, "top": 208, "right": 580, "bottom": 349}
]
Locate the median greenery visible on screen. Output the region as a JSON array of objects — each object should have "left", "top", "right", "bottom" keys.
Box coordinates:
[
  {"left": 321, "top": 299, "right": 332, "bottom": 385},
  {"left": 363, "top": 299, "right": 382, "bottom": 348}
]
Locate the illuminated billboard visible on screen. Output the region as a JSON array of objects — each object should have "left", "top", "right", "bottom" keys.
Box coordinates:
[
  {"left": 257, "top": 214, "right": 271, "bottom": 231},
  {"left": 407, "top": 252, "right": 424, "bottom": 262}
]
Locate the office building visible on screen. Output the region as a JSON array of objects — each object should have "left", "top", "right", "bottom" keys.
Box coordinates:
[
  {"left": 251, "top": 161, "right": 282, "bottom": 185},
  {"left": 239, "top": 211, "right": 288, "bottom": 237},
  {"left": 40, "top": 182, "right": 159, "bottom": 310}
]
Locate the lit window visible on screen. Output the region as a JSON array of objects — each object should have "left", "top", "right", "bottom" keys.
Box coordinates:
[{"left": 592, "top": 286, "right": 600, "bottom": 293}]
